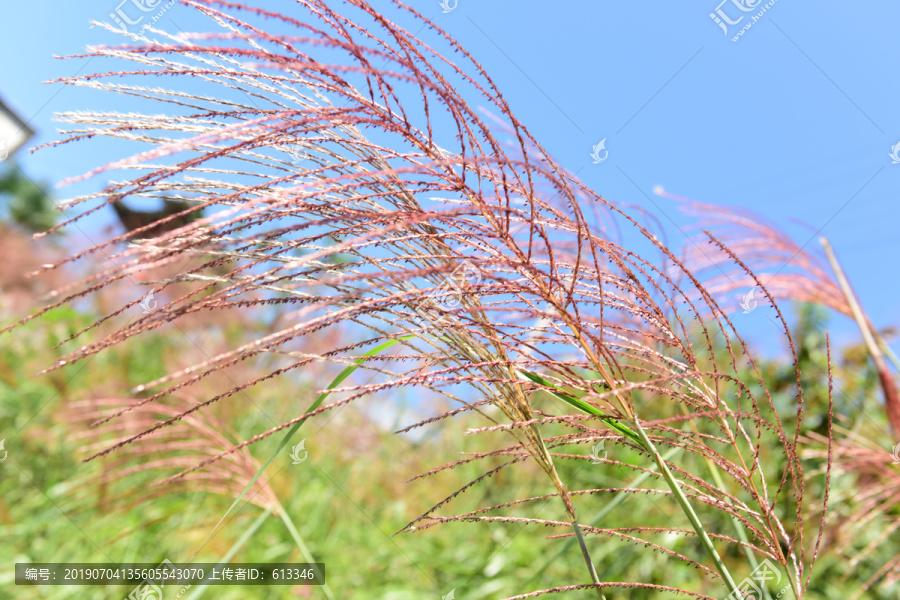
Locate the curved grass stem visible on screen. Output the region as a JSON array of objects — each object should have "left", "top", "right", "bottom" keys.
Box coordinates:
[
  {"left": 276, "top": 500, "right": 337, "bottom": 600},
  {"left": 520, "top": 369, "right": 740, "bottom": 597},
  {"left": 572, "top": 520, "right": 606, "bottom": 600},
  {"left": 523, "top": 446, "right": 682, "bottom": 590},
  {"left": 629, "top": 420, "right": 740, "bottom": 596},
  {"left": 186, "top": 505, "right": 274, "bottom": 600},
  {"left": 197, "top": 337, "right": 414, "bottom": 597},
  {"left": 533, "top": 432, "right": 607, "bottom": 599}
]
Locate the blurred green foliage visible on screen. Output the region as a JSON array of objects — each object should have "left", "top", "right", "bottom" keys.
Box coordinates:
[
  {"left": 0, "top": 166, "right": 56, "bottom": 233},
  {"left": 0, "top": 295, "right": 896, "bottom": 599}
]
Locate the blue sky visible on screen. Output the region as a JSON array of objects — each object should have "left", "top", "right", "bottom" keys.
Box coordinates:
[{"left": 1, "top": 0, "right": 897, "bottom": 355}]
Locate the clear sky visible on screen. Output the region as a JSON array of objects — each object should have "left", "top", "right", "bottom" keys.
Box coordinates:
[{"left": 1, "top": 0, "right": 897, "bottom": 356}]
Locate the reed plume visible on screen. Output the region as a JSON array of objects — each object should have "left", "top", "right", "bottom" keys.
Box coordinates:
[
  {"left": 664, "top": 190, "right": 899, "bottom": 437},
  {"left": 10, "top": 1, "right": 838, "bottom": 596},
  {"left": 71, "top": 395, "right": 279, "bottom": 512}
]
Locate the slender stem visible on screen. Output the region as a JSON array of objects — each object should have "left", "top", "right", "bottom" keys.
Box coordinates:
[
  {"left": 821, "top": 238, "right": 883, "bottom": 364},
  {"left": 524, "top": 447, "right": 682, "bottom": 589},
  {"left": 532, "top": 430, "right": 606, "bottom": 599},
  {"left": 706, "top": 458, "right": 772, "bottom": 600},
  {"left": 187, "top": 505, "right": 275, "bottom": 600},
  {"left": 671, "top": 399, "right": 773, "bottom": 600},
  {"left": 572, "top": 521, "right": 606, "bottom": 600},
  {"left": 520, "top": 369, "right": 741, "bottom": 595},
  {"left": 198, "top": 337, "right": 415, "bottom": 562},
  {"left": 629, "top": 419, "right": 741, "bottom": 595},
  {"left": 821, "top": 236, "right": 900, "bottom": 436},
  {"left": 276, "top": 500, "right": 336, "bottom": 600},
  {"left": 879, "top": 336, "right": 900, "bottom": 373},
  {"left": 523, "top": 283, "right": 738, "bottom": 593}
]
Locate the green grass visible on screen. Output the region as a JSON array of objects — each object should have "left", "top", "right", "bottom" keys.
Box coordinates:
[{"left": 0, "top": 304, "right": 896, "bottom": 599}]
